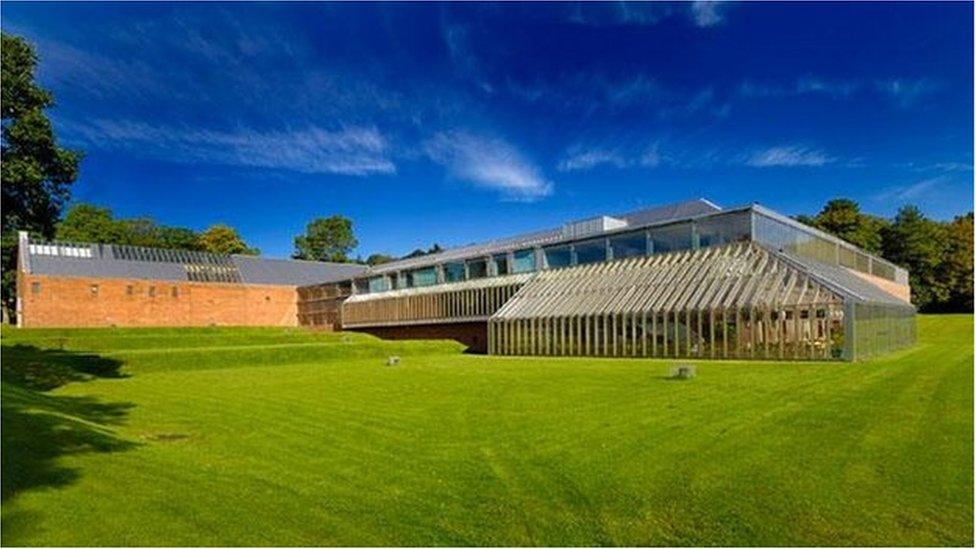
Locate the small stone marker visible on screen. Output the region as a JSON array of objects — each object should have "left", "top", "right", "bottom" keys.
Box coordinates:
[
  {"left": 386, "top": 356, "right": 400, "bottom": 366},
  {"left": 669, "top": 363, "right": 696, "bottom": 380}
]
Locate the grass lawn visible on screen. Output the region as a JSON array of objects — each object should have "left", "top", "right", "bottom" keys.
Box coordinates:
[{"left": 1, "top": 315, "right": 972, "bottom": 546}]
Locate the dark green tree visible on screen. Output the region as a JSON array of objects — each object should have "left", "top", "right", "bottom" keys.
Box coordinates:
[
  {"left": 56, "top": 204, "right": 128, "bottom": 243},
  {"left": 799, "top": 198, "right": 887, "bottom": 253},
  {"left": 881, "top": 206, "right": 950, "bottom": 311},
  {"left": 1, "top": 33, "right": 82, "bottom": 321},
  {"left": 366, "top": 253, "right": 395, "bottom": 266},
  {"left": 942, "top": 212, "right": 974, "bottom": 312},
  {"left": 293, "top": 216, "right": 358, "bottom": 262},
  {"left": 158, "top": 226, "right": 204, "bottom": 251}
]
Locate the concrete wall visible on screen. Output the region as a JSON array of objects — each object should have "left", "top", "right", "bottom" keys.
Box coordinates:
[
  {"left": 348, "top": 321, "right": 488, "bottom": 353},
  {"left": 18, "top": 273, "right": 298, "bottom": 328}
]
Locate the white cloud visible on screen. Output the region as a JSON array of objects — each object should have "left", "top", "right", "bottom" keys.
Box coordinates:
[
  {"left": 875, "top": 177, "right": 945, "bottom": 202},
  {"left": 691, "top": 1, "right": 726, "bottom": 27},
  {"left": 66, "top": 119, "right": 396, "bottom": 176},
  {"left": 424, "top": 131, "right": 552, "bottom": 202},
  {"left": 557, "top": 149, "right": 628, "bottom": 172},
  {"left": 745, "top": 145, "right": 833, "bottom": 167},
  {"left": 875, "top": 79, "right": 940, "bottom": 107}
]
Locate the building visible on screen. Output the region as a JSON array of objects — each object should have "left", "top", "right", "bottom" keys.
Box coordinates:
[
  {"left": 15, "top": 231, "right": 366, "bottom": 328},
  {"left": 17, "top": 199, "right": 916, "bottom": 361},
  {"left": 306, "top": 199, "right": 914, "bottom": 361}
]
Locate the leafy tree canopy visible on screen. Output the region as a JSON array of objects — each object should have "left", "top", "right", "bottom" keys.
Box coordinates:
[
  {"left": 293, "top": 216, "right": 358, "bottom": 262},
  {"left": 199, "top": 224, "right": 259, "bottom": 256},
  {"left": 366, "top": 253, "right": 395, "bottom": 266},
  {"left": 797, "top": 198, "right": 888, "bottom": 253}
]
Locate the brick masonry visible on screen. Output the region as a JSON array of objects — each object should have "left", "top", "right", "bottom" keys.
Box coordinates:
[
  {"left": 18, "top": 273, "right": 299, "bottom": 328},
  {"left": 348, "top": 321, "right": 488, "bottom": 353}
]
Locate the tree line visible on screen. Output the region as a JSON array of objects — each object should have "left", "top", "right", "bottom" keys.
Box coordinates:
[{"left": 797, "top": 199, "right": 972, "bottom": 313}]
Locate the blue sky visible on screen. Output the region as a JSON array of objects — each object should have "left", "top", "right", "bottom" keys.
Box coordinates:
[{"left": 3, "top": 2, "right": 973, "bottom": 259}]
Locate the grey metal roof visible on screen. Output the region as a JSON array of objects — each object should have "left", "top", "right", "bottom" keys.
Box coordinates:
[
  {"left": 368, "top": 198, "right": 722, "bottom": 274},
  {"left": 770, "top": 246, "right": 913, "bottom": 307},
  {"left": 231, "top": 255, "right": 366, "bottom": 285},
  {"left": 24, "top": 239, "right": 367, "bottom": 286}
]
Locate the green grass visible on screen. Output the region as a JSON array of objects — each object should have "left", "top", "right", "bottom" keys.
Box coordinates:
[{"left": 1, "top": 316, "right": 972, "bottom": 546}]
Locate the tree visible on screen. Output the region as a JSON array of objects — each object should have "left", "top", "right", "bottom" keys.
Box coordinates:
[
  {"left": 56, "top": 204, "right": 128, "bottom": 243},
  {"left": 198, "top": 224, "right": 258, "bottom": 256},
  {"left": 402, "top": 243, "right": 444, "bottom": 259},
  {"left": 366, "top": 253, "right": 395, "bottom": 266},
  {"left": 881, "top": 206, "right": 950, "bottom": 311},
  {"left": 158, "top": 226, "right": 204, "bottom": 251},
  {"left": 1, "top": 33, "right": 82, "bottom": 321},
  {"left": 942, "top": 213, "right": 974, "bottom": 312},
  {"left": 293, "top": 216, "right": 357, "bottom": 262},
  {"left": 799, "top": 199, "right": 887, "bottom": 253}
]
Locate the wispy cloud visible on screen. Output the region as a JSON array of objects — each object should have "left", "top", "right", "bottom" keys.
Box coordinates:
[
  {"left": 557, "top": 148, "right": 628, "bottom": 172},
  {"left": 745, "top": 145, "right": 834, "bottom": 167},
  {"left": 557, "top": 142, "right": 663, "bottom": 172},
  {"left": 875, "top": 177, "right": 945, "bottom": 202},
  {"left": 691, "top": 1, "right": 727, "bottom": 27},
  {"left": 65, "top": 119, "right": 396, "bottom": 176},
  {"left": 424, "top": 131, "right": 552, "bottom": 202},
  {"left": 738, "top": 77, "right": 860, "bottom": 99},
  {"left": 875, "top": 78, "right": 941, "bottom": 107}
]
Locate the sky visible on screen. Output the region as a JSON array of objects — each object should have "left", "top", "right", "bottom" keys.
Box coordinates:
[{"left": 3, "top": 1, "right": 973, "bottom": 259}]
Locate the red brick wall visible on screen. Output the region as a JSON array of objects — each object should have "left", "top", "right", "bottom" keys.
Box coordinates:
[
  {"left": 18, "top": 274, "right": 299, "bottom": 328},
  {"left": 348, "top": 321, "right": 488, "bottom": 353}
]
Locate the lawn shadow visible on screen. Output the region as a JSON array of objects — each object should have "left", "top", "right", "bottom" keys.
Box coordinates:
[{"left": 0, "top": 344, "right": 137, "bottom": 508}]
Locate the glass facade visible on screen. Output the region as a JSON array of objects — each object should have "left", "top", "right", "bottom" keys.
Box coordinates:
[
  {"left": 411, "top": 266, "right": 438, "bottom": 287},
  {"left": 609, "top": 231, "right": 647, "bottom": 260},
  {"left": 574, "top": 239, "right": 607, "bottom": 265},
  {"left": 444, "top": 262, "right": 465, "bottom": 283},
  {"left": 368, "top": 276, "right": 390, "bottom": 293},
  {"left": 352, "top": 207, "right": 904, "bottom": 297},
  {"left": 512, "top": 249, "right": 536, "bottom": 273},
  {"left": 467, "top": 258, "right": 488, "bottom": 279},
  {"left": 544, "top": 245, "right": 572, "bottom": 269},
  {"left": 650, "top": 223, "right": 694, "bottom": 253},
  {"left": 492, "top": 253, "right": 509, "bottom": 276}
]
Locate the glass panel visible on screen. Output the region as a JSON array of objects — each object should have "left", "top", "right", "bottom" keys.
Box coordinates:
[
  {"left": 575, "top": 239, "right": 607, "bottom": 265},
  {"left": 354, "top": 279, "right": 370, "bottom": 294},
  {"left": 696, "top": 211, "right": 751, "bottom": 248},
  {"left": 512, "top": 249, "right": 535, "bottom": 273},
  {"left": 838, "top": 246, "right": 858, "bottom": 269},
  {"left": 411, "top": 267, "right": 438, "bottom": 287},
  {"left": 650, "top": 223, "right": 693, "bottom": 253},
  {"left": 467, "top": 258, "right": 488, "bottom": 279},
  {"left": 609, "top": 231, "right": 647, "bottom": 260},
  {"left": 368, "top": 276, "right": 390, "bottom": 293},
  {"left": 492, "top": 253, "right": 509, "bottom": 276},
  {"left": 753, "top": 213, "right": 837, "bottom": 265},
  {"left": 395, "top": 273, "right": 408, "bottom": 289},
  {"left": 544, "top": 245, "right": 572, "bottom": 269},
  {"left": 443, "top": 262, "right": 466, "bottom": 283}
]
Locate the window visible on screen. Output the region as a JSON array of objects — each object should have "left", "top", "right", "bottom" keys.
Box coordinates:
[
  {"left": 411, "top": 266, "right": 438, "bottom": 287},
  {"left": 650, "top": 223, "right": 693, "bottom": 254},
  {"left": 443, "top": 262, "right": 466, "bottom": 283},
  {"left": 466, "top": 258, "right": 488, "bottom": 279},
  {"left": 492, "top": 253, "right": 509, "bottom": 276},
  {"left": 354, "top": 279, "right": 370, "bottom": 294},
  {"left": 512, "top": 249, "right": 536, "bottom": 273},
  {"left": 543, "top": 245, "right": 572, "bottom": 269},
  {"left": 609, "top": 231, "right": 647, "bottom": 260},
  {"left": 90, "top": 284, "right": 99, "bottom": 296},
  {"left": 574, "top": 239, "right": 607, "bottom": 265},
  {"left": 30, "top": 282, "right": 40, "bottom": 295},
  {"left": 126, "top": 285, "right": 134, "bottom": 296},
  {"left": 148, "top": 286, "right": 156, "bottom": 297},
  {"left": 368, "top": 276, "right": 390, "bottom": 293},
  {"left": 695, "top": 212, "right": 751, "bottom": 248},
  {"left": 171, "top": 286, "right": 179, "bottom": 298},
  {"left": 395, "top": 273, "right": 408, "bottom": 289}
]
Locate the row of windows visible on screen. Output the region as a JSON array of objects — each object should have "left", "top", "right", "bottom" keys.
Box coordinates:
[{"left": 356, "top": 212, "right": 754, "bottom": 294}]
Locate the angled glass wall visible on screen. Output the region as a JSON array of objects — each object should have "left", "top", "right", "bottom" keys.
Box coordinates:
[{"left": 512, "top": 249, "right": 536, "bottom": 273}]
